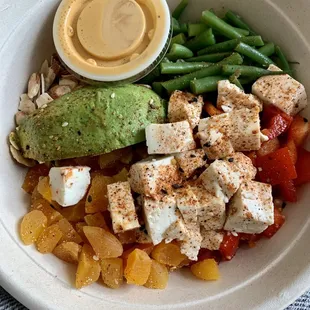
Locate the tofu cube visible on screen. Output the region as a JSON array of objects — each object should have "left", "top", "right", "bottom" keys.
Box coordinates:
[
  {"left": 146, "top": 121, "right": 196, "bottom": 154},
  {"left": 164, "top": 213, "right": 189, "bottom": 243},
  {"left": 179, "top": 226, "right": 202, "bottom": 261},
  {"left": 224, "top": 181, "right": 274, "bottom": 234},
  {"left": 217, "top": 80, "right": 263, "bottom": 111},
  {"left": 168, "top": 91, "right": 203, "bottom": 129},
  {"left": 49, "top": 166, "right": 91, "bottom": 207},
  {"left": 107, "top": 181, "right": 140, "bottom": 233},
  {"left": 128, "top": 156, "right": 181, "bottom": 198},
  {"left": 142, "top": 195, "right": 178, "bottom": 245},
  {"left": 191, "top": 186, "right": 226, "bottom": 230},
  {"left": 200, "top": 228, "right": 224, "bottom": 251},
  {"left": 175, "top": 149, "right": 207, "bottom": 178},
  {"left": 252, "top": 64, "right": 308, "bottom": 116}
]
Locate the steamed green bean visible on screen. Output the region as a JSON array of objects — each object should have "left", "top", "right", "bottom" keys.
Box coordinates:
[
  {"left": 185, "top": 29, "right": 216, "bottom": 51},
  {"left": 187, "top": 52, "right": 231, "bottom": 63},
  {"left": 190, "top": 76, "right": 227, "bottom": 94},
  {"left": 160, "top": 62, "right": 211, "bottom": 75}
]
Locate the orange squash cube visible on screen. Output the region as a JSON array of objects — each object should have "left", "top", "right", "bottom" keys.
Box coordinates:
[
  {"left": 151, "top": 242, "right": 186, "bottom": 267},
  {"left": 84, "top": 213, "right": 109, "bottom": 231},
  {"left": 57, "top": 218, "right": 83, "bottom": 244},
  {"left": 53, "top": 242, "right": 82, "bottom": 264},
  {"left": 190, "top": 259, "right": 220, "bottom": 281},
  {"left": 22, "top": 164, "right": 49, "bottom": 194},
  {"left": 36, "top": 224, "right": 63, "bottom": 254},
  {"left": 101, "top": 258, "right": 124, "bottom": 289},
  {"left": 144, "top": 260, "right": 169, "bottom": 289}
]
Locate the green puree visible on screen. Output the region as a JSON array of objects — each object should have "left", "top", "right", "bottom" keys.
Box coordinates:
[{"left": 17, "top": 84, "right": 167, "bottom": 162}]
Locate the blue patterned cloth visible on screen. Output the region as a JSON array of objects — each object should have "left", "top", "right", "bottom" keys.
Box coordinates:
[{"left": 0, "top": 285, "right": 309, "bottom": 309}]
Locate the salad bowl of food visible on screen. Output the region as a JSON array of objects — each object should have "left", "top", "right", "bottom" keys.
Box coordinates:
[{"left": 1, "top": 0, "right": 310, "bottom": 309}]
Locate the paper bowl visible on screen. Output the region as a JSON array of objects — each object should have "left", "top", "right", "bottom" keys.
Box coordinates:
[{"left": 0, "top": 0, "right": 310, "bottom": 309}]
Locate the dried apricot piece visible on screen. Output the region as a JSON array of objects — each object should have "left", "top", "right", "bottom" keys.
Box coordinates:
[
  {"left": 112, "top": 168, "right": 129, "bottom": 182},
  {"left": 57, "top": 218, "right": 83, "bottom": 244},
  {"left": 151, "top": 242, "right": 186, "bottom": 267},
  {"left": 30, "top": 198, "right": 62, "bottom": 226},
  {"left": 83, "top": 226, "right": 123, "bottom": 259},
  {"left": 36, "top": 224, "right": 63, "bottom": 253},
  {"left": 124, "top": 249, "right": 152, "bottom": 286},
  {"left": 22, "top": 164, "right": 49, "bottom": 194},
  {"left": 20, "top": 210, "right": 47, "bottom": 245},
  {"left": 75, "top": 222, "right": 88, "bottom": 243},
  {"left": 60, "top": 199, "right": 86, "bottom": 222},
  {"left": 37, "top": 176, "right": 52, "bottom": 202},
  {"left": 53, "top": 242, "right": 82, "bottom": 264},
  {"left": 144, "top": 260, "right": 169, "bottom": 289},
  {"left": 190, "top": 259, "right": 220, "bottom": 281},
  {"left": 101, "top": 258, "right": 124, "bottom": 289},
  {"left": 84, "top": 213, "right": 109, "bottom": 231},
  {"left": 76, "top": 244, "right": 101, "bottom": 289},
  {"left": 85, "top": 175, "right": 114, "bottom": 213},
  {"left": 31, "top": 186, "right": 42, "bottom": 204}
]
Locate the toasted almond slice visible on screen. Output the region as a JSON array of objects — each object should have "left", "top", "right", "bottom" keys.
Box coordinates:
[
  {"left": 44, "top": 68, "right": 56, "bottom": 91},
  {"left": 49, "top": 85, "right": 71, "bottom": 99},
  {"left": 40, "top": 73, "right": 45, "bottom": 94},
  {"left": 10, "top": 146, "right": 36, "bottom": 167},
  {"left": 19, "top": 94, "right": 36, "bottom": 113},
  {"left": 51, "top": 54, "right": 61, "bottom": 76},
  {"left": 28, "top": 73, "right": 40, "bottom": 99},
  {"left": 59, "top": 75, "right": 79, "bottom": 89},
  {"left": 36, "top": 93, "right": 54, "bottom": 108},
  {"left": 40, "top": 60, "right": 49, "bottom": 77},
  {"left": 15, "top": 111, "right": 27, "bottom": 125},
  {"left": 9, "top": 132, "right": 20, "bottom": 150}
]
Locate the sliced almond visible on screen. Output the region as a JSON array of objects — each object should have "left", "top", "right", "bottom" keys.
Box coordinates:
[
  {"left": 36, "top": 93, "right": 54, "bottom": 108},
  {"left": 10, "top": 146, "right": 36, "bottom": 167},
  {"left": 28, "top": 73, "right": 40, "bottom": 99},
  {"left": 15, "top": 111, "right": 27, "bottom": 125},
  {"left": 44, "top": 67, "right": 56, "bottom": 91},
  {"left": 19, "top": 94, "right": 36, "bottom": 114},
  {"left": 59, "top": 75, "right": 79, "bottom": 89},
  {"left": 49, "top": 85, "right": 72, "bottom": 99},
  {"left": 51, "top": 54, "right": 61, "bottom": 76},
  {"left": 9, "top": 131, "right": 20, "bottom": 150},
  {"left": 40, "top": 59, "right": 49, "bottom": 77},
  {"left": 40, "top": 73, "right": 45, "bottom": 94}
]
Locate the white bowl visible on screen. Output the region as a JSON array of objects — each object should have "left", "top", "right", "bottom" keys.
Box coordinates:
[{"left": 1, "top": 1, "right": 310, "bottom": 309}]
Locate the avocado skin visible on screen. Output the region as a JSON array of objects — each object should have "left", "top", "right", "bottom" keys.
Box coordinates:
[{"left": 17, "top": 85, "right": 167, "bottom": 162}]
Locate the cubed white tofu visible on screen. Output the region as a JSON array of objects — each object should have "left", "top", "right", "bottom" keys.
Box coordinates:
[
  {"left": 217, "top": 80, "right": 263, "bottom": 111},
  {"left": 128, "top": 156, "right": 181, "bottom": 198},
  {"left": 107, "top": 181, "right": 140, "bottom": 234},
  {"left": 142, "top": 195, "right": 178, "bottom": 245},
  {"left": 164, "top": 214, "right": 189, "bottom": 243},
  {"left": 224, "top": 181, "right": 274, "bottom": 234},
  {"left": 199, "top": 153, "right": 256, "bottom": 202},
  {"left": 168, "top": 91, "right": 203, "bottom": 129},
  {"left": 175, "top": 149, "right": 207, "bottom": 178},
  {"left": 49, "top": 166, "right": 90, "bottom": 207},
  {"left": 200, "top": 228, "right": 224, "bottom": 251},
  {"left": 191, "top": 186, "right": 226, "bottom": 230},
  {"left": 252, "top": 64, "right": 308, "bottom": 116},
  {"left": 146, "top": 121, "right": 196, "bottom": 154},
  {"left": 179, "top": 225, "right": 202, "bottom": 261}
]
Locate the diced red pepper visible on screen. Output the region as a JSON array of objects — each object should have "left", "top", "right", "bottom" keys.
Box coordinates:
[
  {"left": 295, "top": 148, "right": 310, "bottom": 186},
  {"left": 257, "top": 137, "right": 280, "bottom": 157},
  {"left": 195, "top": 249, "right": 222, "bottom": 264},
  {"left": 288, "top": 115, "right": 310, "bottom": 147},
  {"left": 204, "top": 101, "right": 223, "bottom": 116},
  {"left": 285, "top": 139, "right": 298, "bottom": 165},
  {"left": 239, "top": 233, "right": 262, "bottom": 248},
  {"left": 256, "top": 147, "right": 297, "bottom": 185},
  {"left": 262, "top": 208, "right": 285, "bottom": 238},
  {"left": 278, "top": 180, "right": 297, "bottom": 202},
  {"left": 219, "top": 232, "right": 240, "bottom": 261}
]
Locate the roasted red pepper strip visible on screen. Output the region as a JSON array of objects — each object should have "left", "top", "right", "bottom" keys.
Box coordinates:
[
  {"left": 295, "top": 148, "right": 310, "bottom": 186},
  {"left": 256, "top": 147, "right": 297, "bottom": 185},
  {"left": 278, "top": 180, "right": 297, "bottom": 202},
  {"left": 262, "top": 208, "right": 285, "bottom": 238},
  {"left": 219, "top": 232, "right": 240, "bottom": 261}
]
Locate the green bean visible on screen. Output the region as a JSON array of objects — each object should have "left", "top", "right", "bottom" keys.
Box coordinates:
[
  {"left": 185, "top": 29, "right": 216, "bottom": 51},
  {"left": 225, "top": 10, "right": 257, "bottom": 35},
  {"left": 229, "top": 74, "right": 244, "bottom": 90},
  {"left": 139, "top": 66, "right": 161, "bottom": 84},
  {"left": 160, "top": 62, "right": 211, "bottom": 75},
  {"left": 166, "top": 44, "right": 194, "bottom": 61},
  {"left": 222, "top": 65, "right": 291, "bottom": 79},
  {"left": 197, "top": 36, "right": 264, "bottom": 55},
  {"left": 187, "top": 52, "right": 231, "bottom": 63},
  {"left": 233, "top": 28, "right": 250, "bottom": 36},
  {"left": 190, "top": 76, "right": 227, "bottom": 94},
  {"left": 235, "top": 42, "right": 274, "bottom": 67},
  {"left": 171, "top": 33, "right": 187, "bottom": 46},
  {"left": 152, "top": 82, "right": 166, "bottom": 97},
  {"left": 275, "top": 45, "right": 291, "bottom": 72},
  {"left": 172, "top": 0, "right": 189, "bottom": 20},
  {"left": 239, "top": 77, "right": 257, "bottom": 85},
  {"left": 162, "top": 53, "right": 243, "bottom": 92},
  {"left": 258, "top": 43, "right": 275, "bottom": 57},
  {"left": 180, "top": 23, "right": 188, "bottom": 34},
  {"left": 201, "top": 10, "right": 244, "bottom": 39},
  {"left": 172, "top": 18, "right": 187, "bottom": 35},
  {"left": 188, "top": 23, "right": 208, "bottom": 37}
]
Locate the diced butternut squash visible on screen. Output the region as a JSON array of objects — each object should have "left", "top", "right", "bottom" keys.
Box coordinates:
[
  {"left": 204, "top": 102, "right": 223, "bottom": 116},
  {"left": 117, "top": 230, "right": 137, "bottom": 245},
  {"left": 83, "top": 226, "right": 123, "bottom": 259},
  {"left": 22, "top": 164, "right": 49, "bottom": 194},
  {"left": 57, "top": 218, "right": 83, "bottom": 244},
  {"left": 124, "top": 249, "right": 152, "bottom": 285},
  {"left": 31, "top": 186, "right": 42, "bottom": 204},
  {"left": 30, "top": 198, "right": 62, "bottom": 226},
  {"left": 144, "top": 260, "right": 169, "bottom": 289},
  {"left": 53, "top": 242, "right": 82, "bottom": 264},
  {"left": 84, "top": 213, "right": 109, "bottom": 231},
  {"left": 20, "top": 210, "right": 47, "bottom": 245},
  {"left": 60, "top": 199, "right": 86, "bottom": 222},
  {"left": 75, "top": 222, "right": 88, "bottom": 243},
  {"left": 85, "top": 175, "right": 114, "bottom": 213},
  {"left": 101, "top": 258, "right": 124, "bottom": 289},
  {"left": 123, "top": 244, "right": 154, "bottom": 261},
  {"left": 112, "top": 168, "right": 129, "bottom": 183},
  {"left": 190, "top": 259, "right": 220, "bottom": 281},
  {"left": 99, "top": 148, "right": 131, "bottom": 169},
  {"left": 76, "top": 244, "right": 101, "bottom": 289},
  {"left": 36, "top": 224, "right": 63, "bottom": 254},
  {"left": 151, "top": 242, "right": 186, "bottom": 267},
  {"left": 37, "top": 177, "right": 52, "bottom": 202}
]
